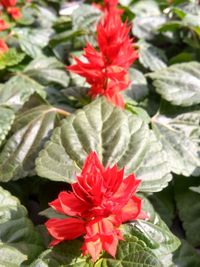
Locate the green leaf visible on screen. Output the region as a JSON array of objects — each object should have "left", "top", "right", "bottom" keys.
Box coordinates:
[
  {"left": 72, "top": 4, "right": 100, "bottom": 32},
  {"left": 173, "top": 240, "right": 200, "bottom": 267},
  {"left": 131, "top": 0, "right": 161, "bottom": 17},
  {"left": 36, "top": 97, "right": 172, "bottom": 192},
  {"left": 0, "top": 74, "right": 45, "bottom": 111},
  {"left": 0, "top": 49, "right": 25, "bottom": 70},
  {"left": 125, "top": 103, "right": 151, "bottom": 124},
  {"left": 133, "top": 13, "right": 166, "bottom": 40},
  {"left": 30, "top": 240, "right": 92, "bottom": 267},
  {"left": 189, "top": 186, "right": 200, "bottom": 194},
  {"left": 0, "top": 105, "right": 58, "bottom": 182},
  {"left": 0, "top": 186, "right": 44, "bottom": 264},
  {"left": 148, "top": 62, "right": 200, "bottom": 106},
  {"left": 0, "top": 107, "right": 15, "bottom": 147},
  {"left": 134, "top": 130, "right": 172, "bottom": 192},
  {"left": 125, "top": 197, "right": 180, "bottom": 256},
  {"left": 50, "top": 29, "right": 84, "bottom": 48},
  {"left": 0, "top": 244, "right": 27, "bottom": 267},
  {"left": 148, "top": 185, "right": 175, "bottom": 227},
  {"left": 152, "top": 104, "right": 200, "bottom": 176},
  {"left": 15, "top": 28, "right": 53, "bottom": 58},
  {"left": 125, "top": 68, "right": 149, "bottom": 102},
  {"left": 96, "top": 236, "right": 163, "bottom": 267},
  {"left": 34, "top": 6, "right": 57, "bottom": 28},
  {"left": 138, "top": 40, "right": 167, "bottom": 71},
  {"left": 24, "top": 57, "right": 69, "bottom": 87},
  {"left": 174, "top": 176, "right": 200, "bottom": 246}
]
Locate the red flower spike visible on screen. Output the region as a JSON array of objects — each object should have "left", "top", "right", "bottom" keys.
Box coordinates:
[
  {"left": 0, "top": 0, "right": 17, "bottom": 8},
  {"left": 7, "top": 7, "right": 21, "bottom": 20},
  {"left": 0, "top": 19, "right": 10, "bottom": 31},
  {"left": 45, "top": 151, "right": 147, "bottom": 262},
  {"left": 67, "top": 0, "right": 138, "bottom": 109},
  {"left": 0, "top": 39, "right": 9, "bottom": 54}
]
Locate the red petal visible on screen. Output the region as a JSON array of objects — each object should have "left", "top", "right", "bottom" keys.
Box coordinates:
[
  {"left": 58, "top": 191, "right": 89, "bottom": 217},
  {"left": 119, "top": 195, "right": 142, "bottom": 223},
  {"left": 45, "top": 218, "right": 86, "bottom": 244}
]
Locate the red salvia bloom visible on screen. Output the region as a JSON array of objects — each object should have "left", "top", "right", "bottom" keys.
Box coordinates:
[
  {"left": 0, "top": 0, "right": 21, "bottom": 20},
  {"left": 7, "top": 6, "right": 21, "bottom": 20},
  {"left": 45, "top": 152, "right": 146, "bottom": 262},
  {"left": 67, "top": 0, "right": 138, "bottom": 108},
  {"left": 0, "top": 19, "right": 9, "bottom": 31},
  {"left": 0, "top": 0, "right": 17, "bottom": 8},
  {"left": 0, "top": 39, "right": 8, "bottom": 54}
]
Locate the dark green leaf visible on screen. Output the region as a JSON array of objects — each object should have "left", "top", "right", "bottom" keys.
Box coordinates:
[
  {"left": 0, "top": 105, "right": 58, "bottom": 182},
  {"left": 0, "top": 186, "right": 44, "bottom": 264},
  {"left": 174, "top": 176, "right": 200, "bottom": 246},
  {"left": 173, "top": 240, "right": 200, "bottom": 267},
  {"left": 24, "top": 57, "right": 69, "bottom": 87},
  {"left": 0, "top": 107, "right": 15, "bottom": 147},
  {"left": 0, "top": 74, "right": 45, "bottom": 111},
  {"left": 148, "top": 185, "right": 175, "bottom": 227},
  {"left": 30, "top": 240, "right": 92, "bottom": 267}
]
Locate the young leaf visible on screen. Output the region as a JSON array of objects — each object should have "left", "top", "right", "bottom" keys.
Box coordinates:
[{"left": 0, "top": 49, "right": 25, "bottom": 70}]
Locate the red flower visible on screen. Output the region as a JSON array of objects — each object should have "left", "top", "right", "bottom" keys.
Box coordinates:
[
  {"left": 45, "top": 152, "right": 146, "bottom": 261},
  {"left": 7, "top": 6, "right": 21, "bottom": 20},
  {"left": 0, "top": 0, "right": 21, "bottom": 20},
  {"left": 0, "top": 39, "right": 8, "bottom": 54},
  {"left": 0, "top": 0, "right": 17, "bottom": 8},
  {"left": 67, "top": 0, "right": 138, "bottom": 108},
  {"left": 0, "top": 19, "right": 10, "bottom": 31}
]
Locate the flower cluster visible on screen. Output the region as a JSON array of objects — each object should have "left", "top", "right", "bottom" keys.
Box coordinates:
[
  {"left": 0, "top": 0, "right": 21, "bottom": 20},
  {"left": 45, "top": 152, "right": 146, "bottom": 262},
  {"left": 67, "top": 0, "right": 138, "bottom": 108}
]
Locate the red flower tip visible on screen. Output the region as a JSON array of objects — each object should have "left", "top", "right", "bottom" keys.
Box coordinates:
[
  {"left": 0, "top": 0, "right": 17, "bottom": 8},
  {"left": 45, "top": 151, "right": 146, "bottom": 261},
  {"left": 0, "top": 19, "right": 10, "bottom": 31},
  {"left": 67, "top": 0, "right": 138, "bottom": 109},
  {"left": 7, "top": 7, "right": 22, "bottom": 20},
  {"left": 0, "top": 39, "right": 9, "bottom": 54}
]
